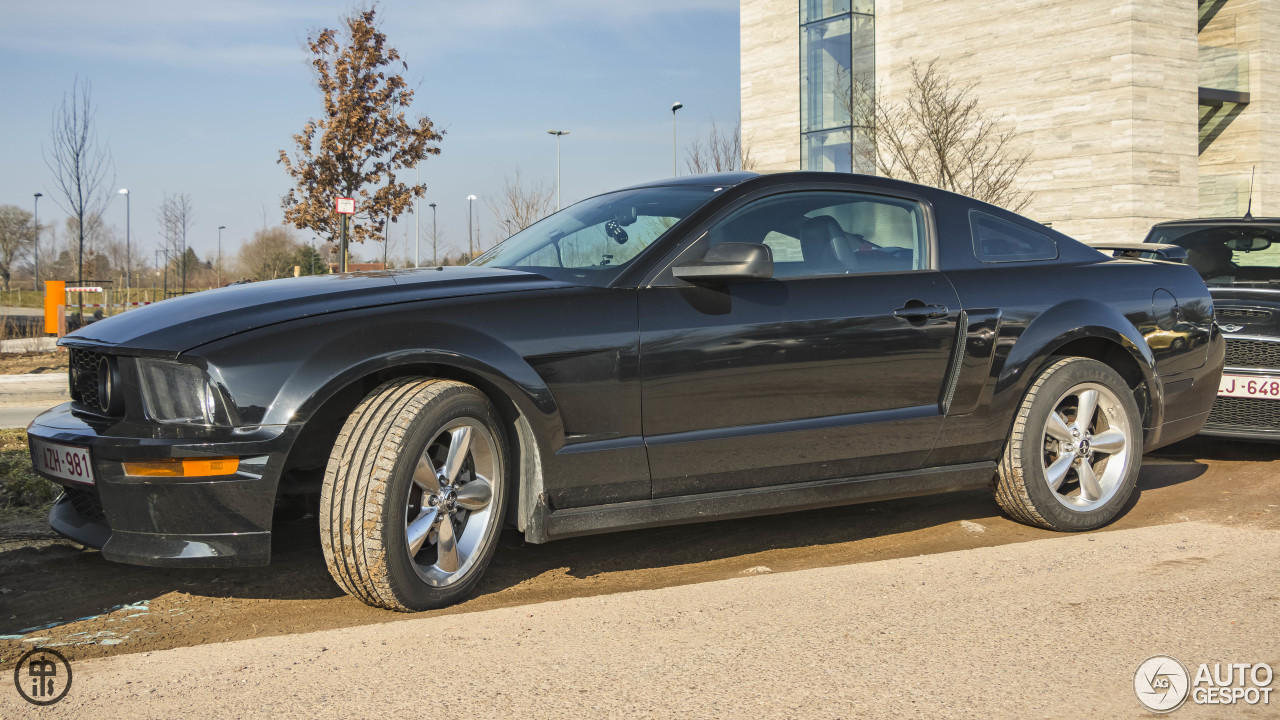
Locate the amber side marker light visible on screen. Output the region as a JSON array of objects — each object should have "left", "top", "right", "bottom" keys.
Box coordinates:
[{"left": 122, "top": 457, "right": 240, "bottom": 477}]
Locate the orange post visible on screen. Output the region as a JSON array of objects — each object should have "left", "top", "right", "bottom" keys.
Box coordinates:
[{"left": 43, "top": 280, "right": 65, "bottom": 334}]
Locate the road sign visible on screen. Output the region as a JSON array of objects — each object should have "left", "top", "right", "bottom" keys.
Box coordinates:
[{"left": 335, "top": 197, "right": 355, "bottom": 215}]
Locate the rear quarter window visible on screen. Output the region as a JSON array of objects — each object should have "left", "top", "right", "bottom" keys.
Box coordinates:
[{"left": 970, "top": 210, "right": 1058, "bottom": 263}]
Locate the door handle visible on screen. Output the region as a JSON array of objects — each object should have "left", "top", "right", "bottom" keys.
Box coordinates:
[{"left": 893, "top": 304, "right": 949, "bottom": 321}]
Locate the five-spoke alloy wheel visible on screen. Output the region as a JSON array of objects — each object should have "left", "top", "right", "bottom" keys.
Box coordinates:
[
  {"left": 322, "top": 378, "right": 508, "bottom": 611},
  {"left": 405, "top": 420, "right": 500, "bottom": 587},
  {"left": 993, "top": 357, "right": 1142, "bottom": 531}
]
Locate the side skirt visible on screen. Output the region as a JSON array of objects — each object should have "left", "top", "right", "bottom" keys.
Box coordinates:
[{"left": 525, "top": 461, "right": 996, "bottom": 543}]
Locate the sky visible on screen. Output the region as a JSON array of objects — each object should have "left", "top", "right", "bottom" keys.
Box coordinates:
[{"left": 0, "top": 0, "right": 742, "bottom": 268}]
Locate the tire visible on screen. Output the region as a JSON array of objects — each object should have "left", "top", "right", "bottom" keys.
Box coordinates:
[
  {"left": 320, "top": 377, "right": 508, "bottom": 611},
  {"left": 993, "top": 357, "right": 1142, "bottom": 531}
]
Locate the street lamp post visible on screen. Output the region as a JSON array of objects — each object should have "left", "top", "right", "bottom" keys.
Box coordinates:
[
  {"left": 671, "top": 101, "right": 684, "bottom": 177},
  {"left": 414, "top": 166, "right": 420, "bottom": 268},
  {"left": 118, "top": 188, "right": 130, "bottom": 293},
  {"left": 217, "top": 226, "right": 226, "bottom": 287},
  {"left": 429, "top": 203, "right": 438, "bottom": 266},
  {"left": 32, "top": 193, "right": 42, "bottom": 292},
  {"left": 467, "top": 194, "right": 476, "bottom": 261},
  {"left": 547, "top": 130, "right": 569, "bottom": 211}
]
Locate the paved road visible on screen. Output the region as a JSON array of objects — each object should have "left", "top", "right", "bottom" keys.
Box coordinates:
[
  {"left": 6, "top": 521, "right": 1275, "bottom": 719},
  {"left": 0, "top": 306, "right": 43, "bottom": 317},
  {"left": 0, "top": 404, "right": 50, "bottom": 429},
  {"left": 0, "top": 336, "right": 56, "bottom": 353}
]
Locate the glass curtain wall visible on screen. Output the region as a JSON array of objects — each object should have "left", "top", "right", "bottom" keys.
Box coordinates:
[{"left": 800, "top": 1, "right": 874, "bottom": 172}]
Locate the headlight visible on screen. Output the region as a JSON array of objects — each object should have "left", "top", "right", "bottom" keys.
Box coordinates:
[{"left": 136, "top": 359, "right": 231, "bottom": 426}]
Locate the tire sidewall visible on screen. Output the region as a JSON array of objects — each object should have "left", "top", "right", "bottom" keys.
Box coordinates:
[
  {"left": 1015, "top": 359, "right": 1143, "bottom": 530},
  {"left": 382, "top": 386, "right": 508, "bottom": 609}
]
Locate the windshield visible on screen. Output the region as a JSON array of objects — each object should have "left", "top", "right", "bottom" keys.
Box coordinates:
[
  {"left": 472, "top": 186, "right": 718, "bottom": 286},
  {"left": 1147, "top": 222, "right": 1280, "bottom": 289}
]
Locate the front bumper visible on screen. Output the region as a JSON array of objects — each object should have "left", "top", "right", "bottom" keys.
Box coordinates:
[
  {"left": 1201, "top": 366, "right": 1280, "bottom": 443},
  {"left": 29, "top": 403, "right": 296, "bottom": 567}
]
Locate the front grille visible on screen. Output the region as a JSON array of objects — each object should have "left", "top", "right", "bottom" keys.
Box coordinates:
[
  {"left": 1217, "top": 307, "right": 1273, "bottom": 323},
  {"left": 68, "top": 348, "right": 121, "bottom": 415},
  {"left": 1224, "top": 338, "right": 1280, "bottom": 369},
  {"left": 1206, "top": 396, "right": 1280, "bottom": 433},
  {"left": 69, "top": 348, "right": 102, "bottom": 408},
  {"left": 62, "top": 486, "right": 106, "bottom": 522}
]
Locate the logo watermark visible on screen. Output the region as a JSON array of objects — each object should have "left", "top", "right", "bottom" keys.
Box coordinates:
[
  {"left": 13, "top": 647, "right": 73, "bottom": 706},
  {"left": 1135, "top": 655, "right": 1273, "bottom": 713},
  {"left": 1135, "top": 655, "right": 1190, "bottom": 713}
]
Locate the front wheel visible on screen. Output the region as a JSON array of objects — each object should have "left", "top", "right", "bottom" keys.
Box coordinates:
[
  {"left": 993, "top": 357, "right": 1142, "bottom": 531},
  {"left": 320, "top": 377, "right": 508, "bottom": 611}
]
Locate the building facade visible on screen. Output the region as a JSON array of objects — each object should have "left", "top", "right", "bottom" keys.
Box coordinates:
[{"left": 741, "top": 0, "right": 1278, "bottom": 244}]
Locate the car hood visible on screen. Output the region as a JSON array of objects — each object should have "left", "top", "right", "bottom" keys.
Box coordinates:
[{"left": 62, "top": 266, "right": 573, "bottom": 356}]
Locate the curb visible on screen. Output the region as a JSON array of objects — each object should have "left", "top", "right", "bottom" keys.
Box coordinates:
[{"left": 0, "top": 374, "right": 68, "bottom": 407}]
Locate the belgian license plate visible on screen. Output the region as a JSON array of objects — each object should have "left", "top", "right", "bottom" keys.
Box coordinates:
[
  {"left": 30, "top": 438, "right": 95, "bottom": 484},
  {"left": 1219, "top": 374, "right": 1280, "bottom": 400}
]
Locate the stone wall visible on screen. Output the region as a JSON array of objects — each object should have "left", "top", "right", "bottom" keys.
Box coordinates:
[
  {"left": 741, "top": 0, "right": 1224, "bottom": 244},
  {"left": 741, "top": 0, "right": 802, "bottom": 172},
  {"left": 1199, "top": 0, "right": 1278, "bottom": 219}
]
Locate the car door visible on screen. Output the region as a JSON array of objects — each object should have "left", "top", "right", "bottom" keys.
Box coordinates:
[{"left": 638, "top": 188, "right": 962, "bottom": 498}]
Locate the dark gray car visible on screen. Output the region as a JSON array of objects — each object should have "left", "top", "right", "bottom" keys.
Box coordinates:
[{"left": 1144, "top": 216, "right": 1280, "bottom": 441}]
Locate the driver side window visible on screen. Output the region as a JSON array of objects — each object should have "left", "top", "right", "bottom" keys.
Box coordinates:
[{"left": 704, "top": 191, "right": 928, "bottom": 279}]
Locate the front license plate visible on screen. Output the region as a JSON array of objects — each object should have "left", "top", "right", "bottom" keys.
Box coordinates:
[
  {"left": 30, "top": 438, "right": 95, "bottom": 484},
  {"left": 1219, "top": 373, "right": 1280, "bottom": 400}
]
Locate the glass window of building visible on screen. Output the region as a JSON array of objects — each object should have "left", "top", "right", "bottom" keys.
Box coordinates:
[{"left": 800, "top": 2, "right": 874, "bottom": 173}]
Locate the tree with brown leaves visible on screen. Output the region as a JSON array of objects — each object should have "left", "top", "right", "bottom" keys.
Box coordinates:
[
  {"left": 844, "top": 59, "right": 1032, "bottom": 212},
  {"left": 278, "top": 5, "right": 442, "bottom": 250}
]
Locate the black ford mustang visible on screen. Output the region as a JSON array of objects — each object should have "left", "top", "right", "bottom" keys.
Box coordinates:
[
  {"left": 30, "top": 172, "right": 1223, "bottom": 611},
  {"left": 1144, "top": 216, "right": 1280, "bottom": 441}
]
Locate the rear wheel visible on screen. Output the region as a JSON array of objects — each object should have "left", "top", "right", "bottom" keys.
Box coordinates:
[
  {"left": 320, "top": 377, "right": 508, "bottom": 611},
  {"left": 993, "top": 357, "right": 1142, "bottom": 531}
]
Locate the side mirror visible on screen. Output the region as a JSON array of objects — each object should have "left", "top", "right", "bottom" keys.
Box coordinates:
[{"left": 673, "top": 242, "right": 774, "bottom": 283}]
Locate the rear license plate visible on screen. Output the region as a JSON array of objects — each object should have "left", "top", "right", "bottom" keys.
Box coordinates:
[
  {"left": 30, "top": 438, "right": 95, "bottom": 484},
  {"left": 1219, "top": 374, "right": 1280, "bottom": 400}
]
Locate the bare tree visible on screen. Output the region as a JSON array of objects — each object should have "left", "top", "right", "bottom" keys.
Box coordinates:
[
  {"left": 157, "top": 194, "right": 196, "bottom": 292},
  {"left": 486, "top": 170, "right": 553, "bottom": 242},
  {"left": 0, "top": 206, "right": 37, "bottom": 290},
  {"left": 684, "top": 118, "right": 756, "bottom": 175},
  {"left": 843, "top": 59, "right": 1032, "bottom": 212},
  {"left": 238, "top": 227, "right": 301, "bottom": 281},
  {"left": 44, "top": 77, "right": 115, "bottom": 305},
  {"left": 430, "top": 225, "right": 447, "bottom": 267}
]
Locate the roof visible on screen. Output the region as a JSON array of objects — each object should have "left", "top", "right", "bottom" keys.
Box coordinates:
[
  {"left": 1152, "top": 216, "right": 1280, "bottom": 226},
  {"left": 619, "top": 171, "right": 759, "bottom": 191}
]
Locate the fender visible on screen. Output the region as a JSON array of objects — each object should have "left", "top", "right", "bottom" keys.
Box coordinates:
[
  {"left": 192, "top": 304, "right": 567, "bottom": 446},
  {"left": 1000, "top": 298, "right": 1162, "bottom": 427}
]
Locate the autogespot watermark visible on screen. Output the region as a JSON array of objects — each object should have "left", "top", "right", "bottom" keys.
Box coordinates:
[
  {"left": 13, "top": 647, "right": 73, "bottom": 706},
  {"left": 1134, "top": 655, "right": 1273, "bottom": 713}
]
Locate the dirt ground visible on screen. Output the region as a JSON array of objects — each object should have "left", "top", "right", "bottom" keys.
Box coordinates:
[
  {"left": 0, "top": 436, "right": 1275, "bottom": 669},
  {"left": 0, "top": 350, "right": 67, "bottom": 375}
]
